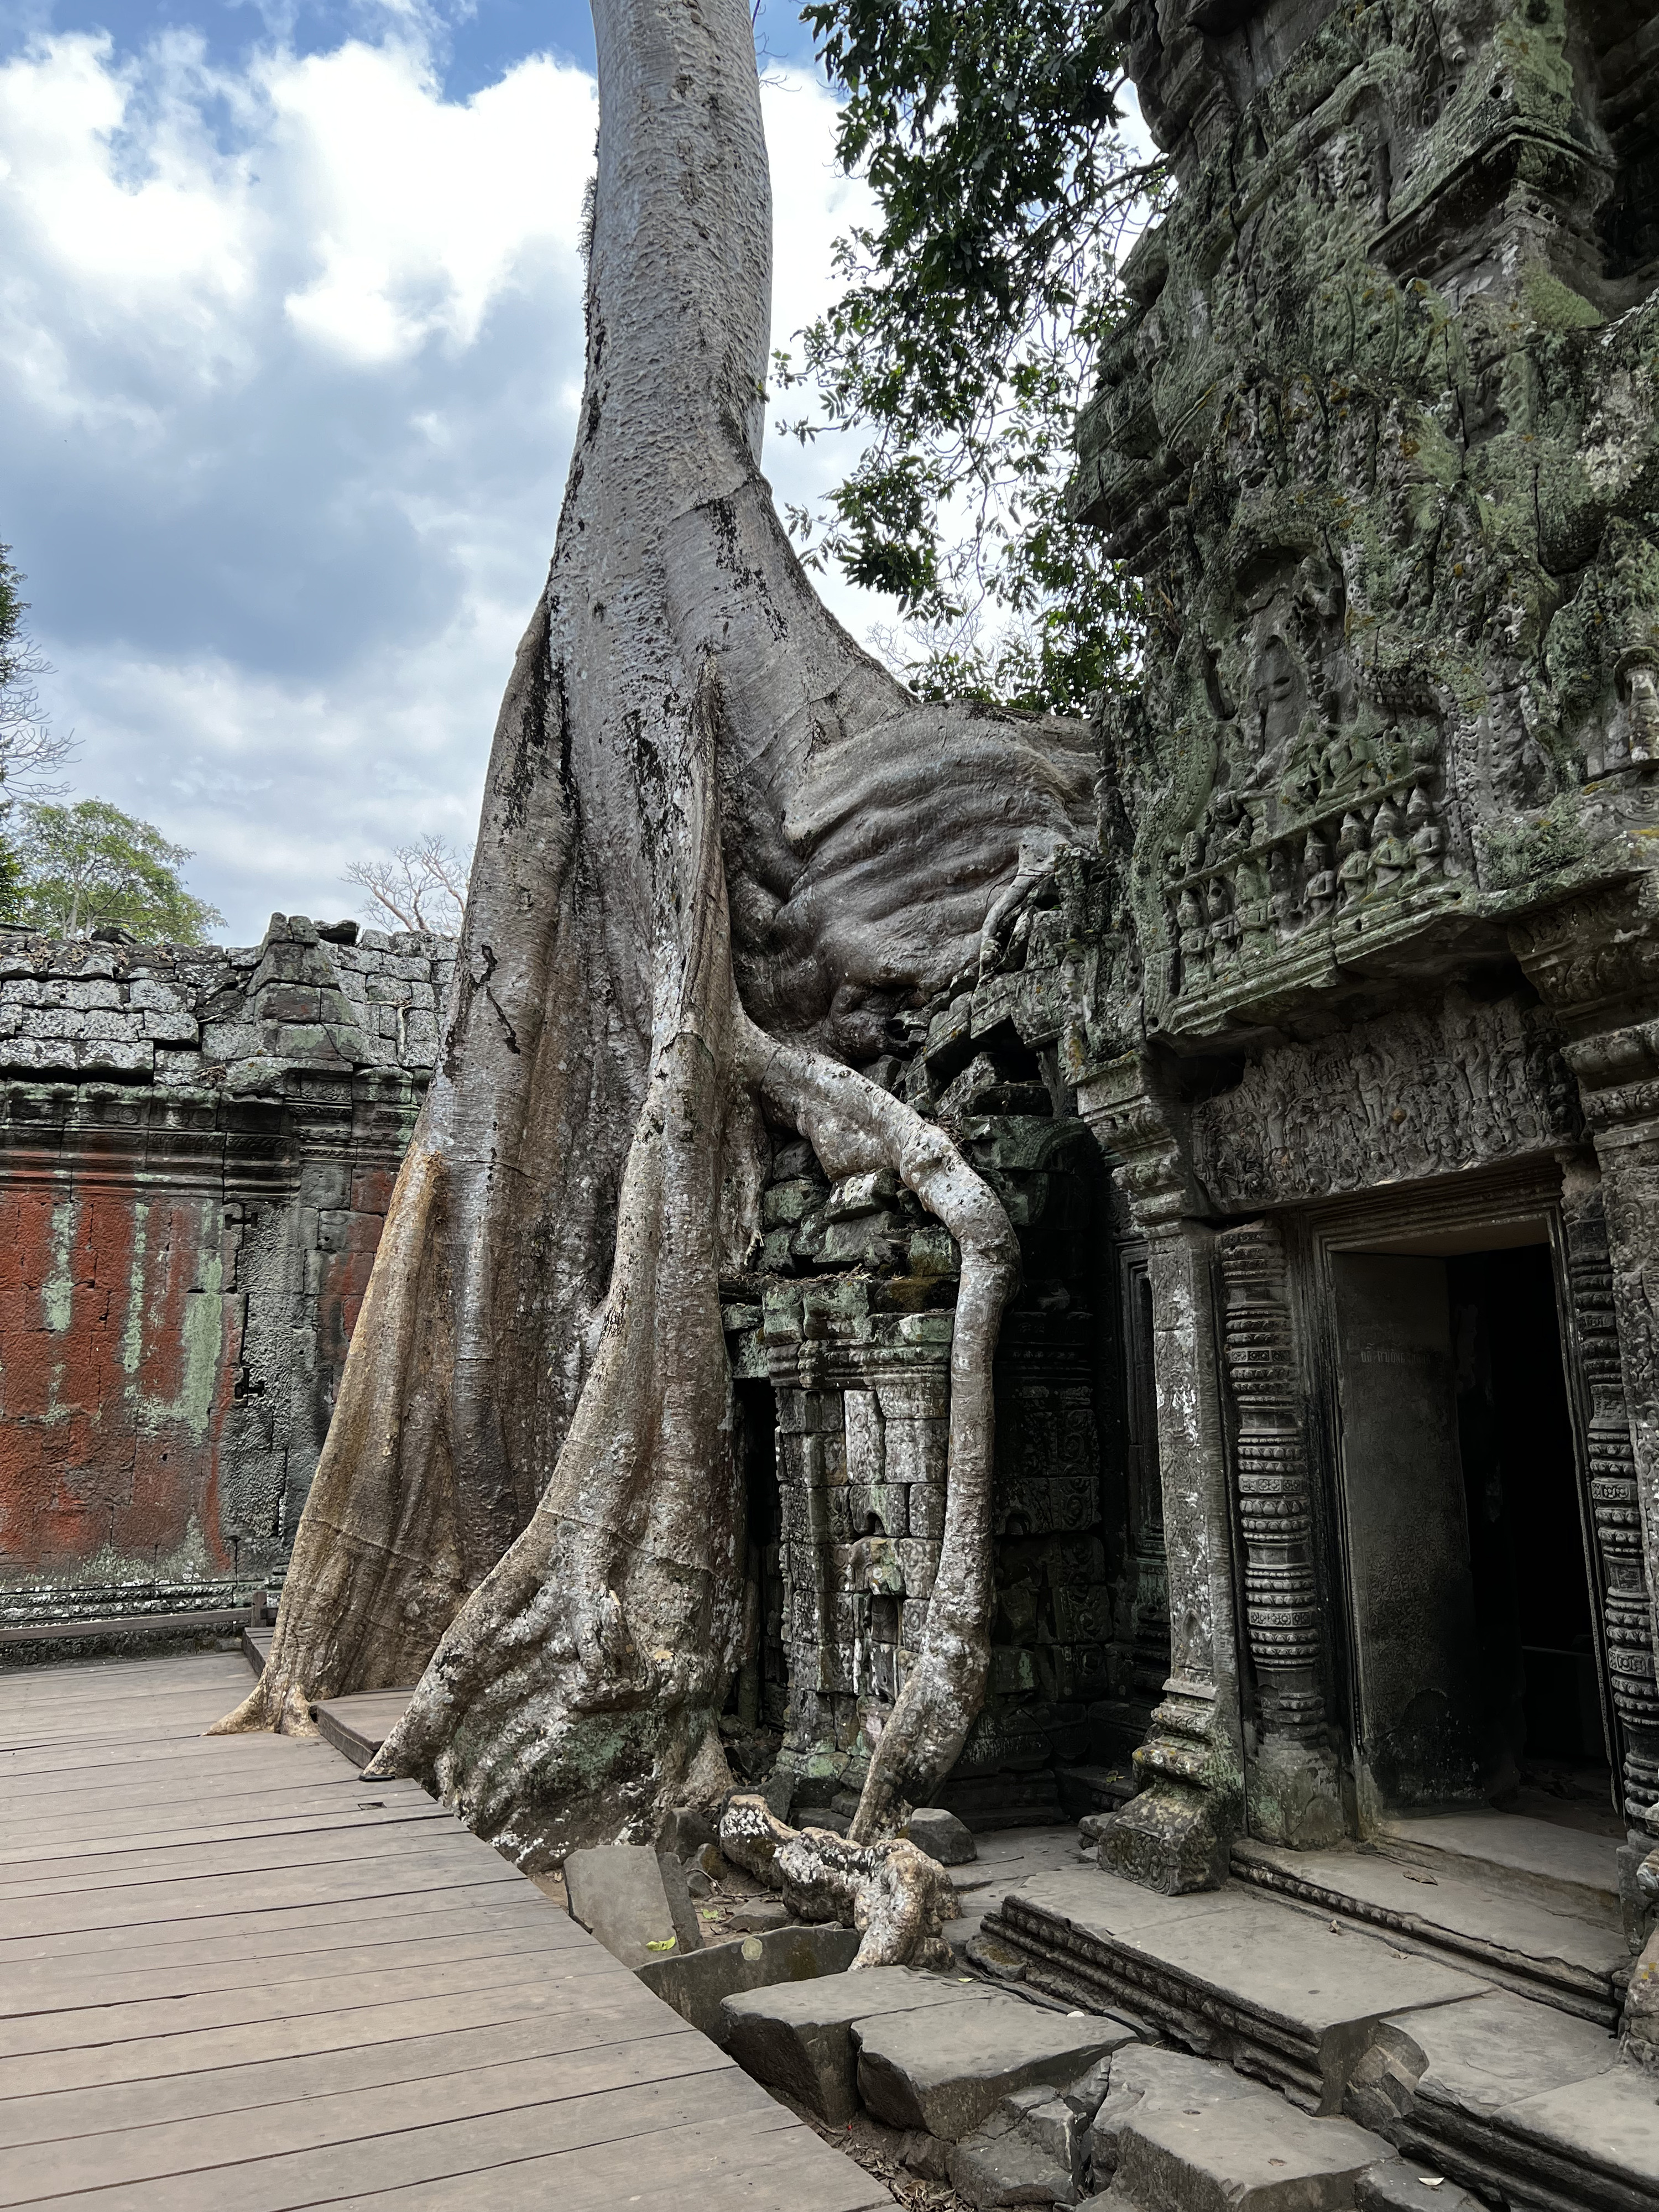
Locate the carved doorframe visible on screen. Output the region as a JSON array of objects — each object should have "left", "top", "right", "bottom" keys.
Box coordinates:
[{"left": 1292, "top": 1160, "right": 1618, "bottom": 1829}]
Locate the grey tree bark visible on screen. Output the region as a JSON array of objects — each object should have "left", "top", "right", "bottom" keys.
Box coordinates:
[{"left": 213, "top": 0, "right": 1093, "bottom": 1869}]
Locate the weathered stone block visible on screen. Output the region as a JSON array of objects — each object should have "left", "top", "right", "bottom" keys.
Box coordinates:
[
  {"left": 637, "top": 1921, "right": 861, "bottom": 2038},
  {"left": 907, "top": 1484, "right": 947, "bottom": 1540},
  {"left": 896, "top": 1540, "right": 939, "bottom": 1597},
  {"left": 886, "top": 1423, "right": 948, "bottom": 1488},
  {"left": 902, "top": 1807, "right": 977, "bottom": 1865},
  {"left": 1107, "top": 2047, "right": 1389, "bottom": 2212},
  {"left": 564, "top": 1843, "right": 679, "bottom": 1969},
  {"left": 849, "top": 1482, "right": 906, "bottom": 1537},
  {"left": 722, "top": 1967, "right": 995, "bottom": 2123},
  {"left": 855, "top": 1996, "right": 1134, "bottom": 2141}
]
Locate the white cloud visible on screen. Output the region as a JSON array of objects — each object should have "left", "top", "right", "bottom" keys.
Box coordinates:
[
  {"left": 272, "top": 41, "right": 595, "bottom": 362},
  {"left": 0, "top": 27, "right": 883, "bottom": 938}
]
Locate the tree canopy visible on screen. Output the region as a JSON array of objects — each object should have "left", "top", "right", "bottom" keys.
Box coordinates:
[
  {"left": 775, "top": 0, "right": 1165, "bottom": 715},
  {"left": 15, "top": 799, "right": 226, "bottom": 943}
]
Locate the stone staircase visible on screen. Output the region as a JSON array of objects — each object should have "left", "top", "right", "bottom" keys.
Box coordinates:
[
  {"left": 1229, "top": 1811, "right": 1629, "bottom": 2028},
  {"left": 969, "top": 1851, "right": 1659, "bottom": 2212}
]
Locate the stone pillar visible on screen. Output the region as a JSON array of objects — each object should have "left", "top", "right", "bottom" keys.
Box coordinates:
[
  {"left": 1561, "top": 1177, "right": 1659, "bottom": 1827},
  {"left": 1215, "top": 1220, "right": 1343, "bottom": 1848},
  {"left": 770, "top": 1343, "right": 852, "bottom": 1808},
  {"left": 1572, "top": 1101, "right": 1659, "bottom": 1948},
  {"left": 1076, "top": 1051, "right": 1243, "bottom": 1892},
  {"left": 1514, "top": 886, "right": 1659, "bottom": 1959}
]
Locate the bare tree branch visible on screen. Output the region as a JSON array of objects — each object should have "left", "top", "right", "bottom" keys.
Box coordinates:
[{"left": 345, "top": 837, "right": 472, "bottom": 936}]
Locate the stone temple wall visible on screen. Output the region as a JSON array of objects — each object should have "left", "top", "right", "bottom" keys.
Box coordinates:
[{"left": 0, "top": 913, "right": 452, "bottom": 1616}]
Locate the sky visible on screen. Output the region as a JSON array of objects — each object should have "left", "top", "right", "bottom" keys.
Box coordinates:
[{"left": 0, "top": 0, "right": 890, "bottom": 941}]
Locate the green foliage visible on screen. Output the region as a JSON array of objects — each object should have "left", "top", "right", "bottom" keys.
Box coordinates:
[
  {"left": 16, "top": 800, "right": 226, "bottom": 944},
  {"left": 777, "top": 0, "right": 1165, "bottom": 715}
]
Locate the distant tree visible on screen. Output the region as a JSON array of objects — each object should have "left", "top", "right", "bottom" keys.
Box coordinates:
[
  {"left": 15, "top": 800, "right": 225, "bottom": 942},
  {"left": 0, "top": 546, "right": 75, "bottom": 914},
  {"left": 345, "top": 836, "right": 471, "bottom": 936}
]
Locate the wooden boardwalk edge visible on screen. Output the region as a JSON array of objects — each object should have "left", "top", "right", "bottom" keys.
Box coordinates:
[{"left": 0, "top": 1650, "right": 889, "bottom": 2212}]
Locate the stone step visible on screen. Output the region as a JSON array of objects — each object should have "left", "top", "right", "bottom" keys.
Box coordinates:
[
  {"left": 974, "top": 1867, "right": 1486, "bottom": 2111},
  {"left": 1345, "top": 1987, "right": 1659, "bottom": 2212},
  {"left": 854, "top": 1990, "right": 1136, "bottom": 2140},
  {"left": 310, "top": 1687, "right": 414, "bottom": 1768},
  {"left": 972, "top": 1866, "right": 1659, "bottom": 2212},
  {"left": 1097, "top": 2044, "right": 1392, "bottom": 2212},
  {"left": 1230, "top": 1834, "right": 1626, "bottom": 2028},
  {"left": 639, "top": 1922, "right": 861, "bottom": 2038},
  {"left": 1373, "top": 1811, "right": 1623, "bottom": 1918},
  {"left": 564, "top": 1842, "right": 685, "bottom": 1970},
  {"left": 721, "top": 1964, "right": 999, "bottom": 2122}
]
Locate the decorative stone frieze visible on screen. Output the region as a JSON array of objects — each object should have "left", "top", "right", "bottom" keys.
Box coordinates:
[{"left": 1192, "top": 992, "right": 1582, "bottom": 1213}]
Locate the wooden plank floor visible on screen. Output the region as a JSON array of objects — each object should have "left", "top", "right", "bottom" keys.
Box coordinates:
[{"left": 0, "top": 1650, "right": 889, "bottom": 2211}]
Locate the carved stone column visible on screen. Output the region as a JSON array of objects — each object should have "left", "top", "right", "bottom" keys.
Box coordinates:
[
  {"left": 1215, "top": 1220, "right": 1343, "bottom": 1848},
  {"left": 1561, "top": 1178, "right": 1659, "bottom": 1826},
  {"left": 1076, "top": 1050, "right": 1243, "bottom": 1892},
  {"left": 1514, "top": 885, "right": 1659, "bottom": 1955}
]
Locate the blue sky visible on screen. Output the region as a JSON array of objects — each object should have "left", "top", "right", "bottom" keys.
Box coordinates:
[{"left": 0, "top": 0, "right": 881, "bottom": 939}]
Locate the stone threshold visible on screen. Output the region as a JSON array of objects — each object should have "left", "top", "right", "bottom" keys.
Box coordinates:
[
  {"left": 969, "top": 1866, "right": 1658, "bottom": 2212},
  {"left": 1230, "top": 1823, "right": 1626, "bottom": 2029}
]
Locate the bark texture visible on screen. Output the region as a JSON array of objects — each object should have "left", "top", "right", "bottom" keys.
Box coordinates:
[
  {"left": 213, "top": 0, "right": 1093, "bottom": 1864},
  {"left": 719, "top": 1794, "right": 959, "bottom": 1971}
]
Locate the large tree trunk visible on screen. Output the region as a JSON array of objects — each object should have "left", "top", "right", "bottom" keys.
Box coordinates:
[{"left": 213, "top": 0, "right": 1094, "bottom": 1866}]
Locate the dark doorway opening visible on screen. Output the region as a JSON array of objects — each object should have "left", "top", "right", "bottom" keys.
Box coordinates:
[
  {"left": 1450, "top": 1246, "right": 1614, "bottom": 1826},
  {"left": 1333, "top": 1235, "right": 1611, "bottom": 1826},
  {"left": 729, "top": 1378, "right": 784, "bottom": 1732}
]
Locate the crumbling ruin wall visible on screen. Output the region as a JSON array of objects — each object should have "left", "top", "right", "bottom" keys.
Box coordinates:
[
  {"left": 718, "top": 850, "right": 1171, "bottom": 1829},
  {"left": 0, "top": 914, "right": 452, "bottom": 1610}
]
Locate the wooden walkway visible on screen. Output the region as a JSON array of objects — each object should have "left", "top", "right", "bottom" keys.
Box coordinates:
[{"left": 0, "top": 1649, "right": 888, "bottom": 2211}]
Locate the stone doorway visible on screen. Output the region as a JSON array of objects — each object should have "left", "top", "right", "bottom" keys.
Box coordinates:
[{"left": 1331, "top": 1232, "right": 1615, "bottom": 1833}]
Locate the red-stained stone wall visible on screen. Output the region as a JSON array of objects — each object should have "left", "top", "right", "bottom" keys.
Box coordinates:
[{"left": 0, "top": 916, "right": 446, "bottom": 1603}]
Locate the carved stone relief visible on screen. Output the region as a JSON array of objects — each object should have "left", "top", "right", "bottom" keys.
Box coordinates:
[
  {"left": 1562, "top": 1186, "right": 1659, "bottom": 1825},
  {"left": 1216, "top": 1219, "right": 1344, "bottom": 1847},
  {"left": 1191, "top": 989, "right": 1582, "bottom": 1211}
]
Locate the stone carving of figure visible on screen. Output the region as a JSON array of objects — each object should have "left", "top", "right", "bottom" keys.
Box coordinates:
[
  {"left": 1618, "top": 654, "right": 1659, "bottom": 768},
  {"left": 1267, "top": 841, "right": 1296, "bottom": 937},
  {"left": 1234, "top": 848, "right": 1274, "bottom": 960},
  {"left": 1369, "top": 795, "right": 1411, "bottom": 893},
  {"left": 1318, "top": 723, "right": 1353, "bottom": 792},
  {"left": 1248, "top": 635, "right": 1306, "bottom": 779},
  {"left": 1337, "top": 810, "right": 1372, "bottom": 906},
  {"left": 1407, "top": 782, "right": 1446, "bottom": 877},
  {"left": 1176, "top": 884, "right": 1208, "bottom": 989},
  {"left": 1206, "top": 871, "right": 1238, "bottom": 968},
  {"left": 1303, "top": 828, "right": 1336, "bottom": 923}
]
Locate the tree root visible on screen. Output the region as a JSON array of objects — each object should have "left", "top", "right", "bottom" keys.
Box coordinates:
[
  {"left": 734, "top": 1011, "right": 1019, "bottom": 1842},
  {"left": 719, "top": 1793, "right": 958, "bottom": 1970},
  {"left": 337, "top": 694, "right": 1018, "bottom": 1862},
  {"left": 208, "top": 1130, "right": 460, "bottom": 1739},
  {"left": 353, "top": 710, "right": 747, "bottom": 1867}
]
